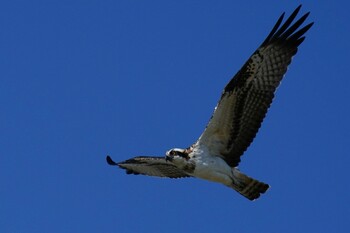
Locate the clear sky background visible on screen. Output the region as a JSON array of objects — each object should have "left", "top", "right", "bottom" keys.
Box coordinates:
[{"left": 1, "top": 0, "right": 349, "bottom": 232}]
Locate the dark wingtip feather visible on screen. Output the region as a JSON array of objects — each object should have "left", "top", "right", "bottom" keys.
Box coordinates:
[
  {"left": 260, "top": 5, "right": 313, "bottom": 48},
  {"left": 261, "top": 12, "right": 285, "bottom": 46},
  {"left": 293, "top": 4, "right": 303, "bottom": 17},
  {"left": 279, "top": 12, "right": 310, "bottom": 40},
  {"left": 106, "top": 155, "right": 118, "bottom": 166},
  {"left": 272, "top": 5, "right": 302, "bottom": 38},
  {"left": 292, "top": 22, "right": 314, "bottom": 39}
]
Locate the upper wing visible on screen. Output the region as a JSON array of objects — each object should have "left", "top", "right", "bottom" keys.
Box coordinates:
[
  {"left": 197, "top": 5, "right": 313, "bottom": 167},
  {"left": 106, "top": 155, "right": 191, "bottom": 178}
]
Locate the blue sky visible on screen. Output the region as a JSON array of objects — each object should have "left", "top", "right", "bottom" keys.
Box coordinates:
[{"left": 1, "top": 0, "right": 349, "bottom": 232}]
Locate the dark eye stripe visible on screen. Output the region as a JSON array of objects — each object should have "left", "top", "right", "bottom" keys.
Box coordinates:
[{"left": 170, "top": 150, "right": 187, "bottom": 158}]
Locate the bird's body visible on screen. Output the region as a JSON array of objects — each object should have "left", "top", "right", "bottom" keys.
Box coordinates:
[
  {"left": 107, "top": 5, "right": 313, "bottom": 200},
  {"left": 170, "top": 145, "right": 233, "bottom": 186},
  {"left": 192, "top": 151, "right": 233, "bottom": 186}
]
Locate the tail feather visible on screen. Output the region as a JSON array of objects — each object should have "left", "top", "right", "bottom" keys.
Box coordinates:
[{"left": 231, "top": 168, "right": 269, "bottom": 201}]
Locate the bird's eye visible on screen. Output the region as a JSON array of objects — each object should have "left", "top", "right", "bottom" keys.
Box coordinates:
[{"left": 170, "top": 150, "right": 180, "bottom": 156}]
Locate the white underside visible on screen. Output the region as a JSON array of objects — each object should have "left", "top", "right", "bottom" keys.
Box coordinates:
[{"left": 189, "top": 145, "right": 234, "bottom": 186}]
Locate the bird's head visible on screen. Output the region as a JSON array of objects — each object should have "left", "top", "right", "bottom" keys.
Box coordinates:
[{"left": 165, "top": 148, "right": 189, "bottom": 163}]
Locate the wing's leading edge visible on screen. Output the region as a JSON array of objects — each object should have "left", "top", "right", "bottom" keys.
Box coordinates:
[{"left": 106, "top": 156, "right": 191, "bottom": 179}]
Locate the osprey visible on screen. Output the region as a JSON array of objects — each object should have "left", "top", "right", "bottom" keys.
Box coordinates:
[{"left": 107, "top": 5, "right": 313, "bottom": 200}]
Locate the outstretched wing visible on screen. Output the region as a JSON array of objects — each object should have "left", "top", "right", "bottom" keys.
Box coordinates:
[
  {"left": 197, "top": 5, "right": 313, "bottom": 167},
  {"left": 106, "top": 156, "right": 191, "bottom": 178}
]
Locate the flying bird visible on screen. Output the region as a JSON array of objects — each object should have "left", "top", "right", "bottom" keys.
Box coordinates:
[{"left": 107, "top": 5, "right": 313, "bottom": 200}]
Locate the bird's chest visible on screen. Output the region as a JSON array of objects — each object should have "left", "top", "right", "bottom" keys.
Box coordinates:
[{"left": 189, "top": 151, "right": 232, "bottom": 184}]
